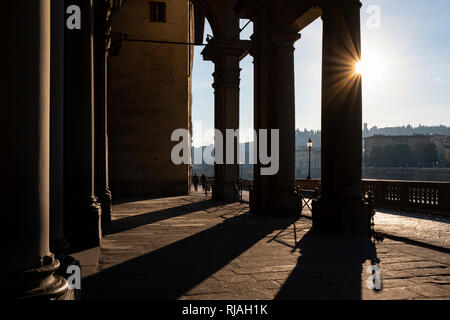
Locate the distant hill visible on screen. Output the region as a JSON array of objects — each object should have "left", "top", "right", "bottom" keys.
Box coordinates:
[
  {"left": 192, "top": 125, "right": 450, "bottom": 152},
  {"left": 294, "top": 125, "right": 450, "bottom": 148},
  {"left": 362, "top": 124, "right": 450, "bottom": 138}
]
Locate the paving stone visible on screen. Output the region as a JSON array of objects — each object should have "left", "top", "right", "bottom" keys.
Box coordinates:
[
  {"left": 211, "top": 274, "right": 256, "bottom": 283},
  {"left": 251, "top": 272, "right": 292, "bottom": 281},
  {"left": 362, "top": 287, "right": 421, "bottom": 300},
  {"left": 408, "top": 284, "right": 450, "bottom": 298},
  {"left": 380, "top": 278, "right": 418, "bottom": 289},
  {"left": 80, "top": 192, "right": 450, "bottom": 300}
]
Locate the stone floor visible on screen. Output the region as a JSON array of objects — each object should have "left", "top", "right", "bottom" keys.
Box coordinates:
[{"left": 81, "top": 190, "right": 450, "bottom": 300}]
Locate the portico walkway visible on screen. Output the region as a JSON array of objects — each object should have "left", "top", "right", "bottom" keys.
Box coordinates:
[{"left": 81, "top": 191, "right": 450, "bottom": 300}]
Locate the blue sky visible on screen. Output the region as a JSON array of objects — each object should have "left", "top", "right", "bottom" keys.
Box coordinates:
[{"left": 192, "top": 0, "right": 450, "bottom": 146}]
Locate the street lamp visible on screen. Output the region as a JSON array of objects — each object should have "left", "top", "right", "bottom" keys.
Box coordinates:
[{"left": 307, "top": 138, "right": 313, "bottom": 180}]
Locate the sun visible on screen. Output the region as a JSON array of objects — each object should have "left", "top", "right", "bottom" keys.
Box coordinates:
[
  {"left": 353, "top": 53, "right": 388, "bottom": 82},
  {"left": 355, "top": 61, "right": 364, "bottom": 75}
]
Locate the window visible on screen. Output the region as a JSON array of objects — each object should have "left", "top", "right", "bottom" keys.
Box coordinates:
[{"left": 149, "top": 2, "right": 166, "bottom": 23}]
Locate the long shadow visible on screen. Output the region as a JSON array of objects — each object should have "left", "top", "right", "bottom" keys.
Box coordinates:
[
  {"left": 276, "top": 230, "right": 378, "bottom": 300},
  {"left": 375, "top": 209, "right": 450, "bottom": 224},
  {"left": 83, "top": 213, "right": 297, "bottom": 299},
  {"left": 111, "top": 194, "right": 207, "bottom": 205},
  {"left": 103, "top": 199, "right": 223, "bottom": 236},
  {"left": 377, "top": 233, "right": 450, "bottom": 254}
]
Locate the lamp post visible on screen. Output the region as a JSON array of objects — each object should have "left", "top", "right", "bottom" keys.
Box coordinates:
[{"left": 307, "top": 138, "right": 313, "bottom": 180}]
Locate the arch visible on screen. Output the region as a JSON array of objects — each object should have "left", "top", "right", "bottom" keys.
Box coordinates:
[{"left": 190, "top": 0, "right": 221, "bottom": 38}]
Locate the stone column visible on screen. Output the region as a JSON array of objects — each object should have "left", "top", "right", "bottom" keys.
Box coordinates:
[
  {"left": 94, "top": 1, "right": 112, "bottom": 225},
  {"left": 251, "top": 11, "right": 299, "bottom": 217},
  {"left": 64, "top": 0, "right": 102, "bottom": 247},
  {"left": 202, "top": 40, "right": 243, "bottom": 202},
  {"left": 50, "top": 0, "right": 78, "bottom": 271},
  {"left": 251, "top": 12, "right": 270, "bottom": 215},
  {"left": 312, "top": 0, "right": 370, "bottom": 234},
  {"left": 271, "top": 29, "right": 301, "bottom": 216},
  {"left": 1, "top": 0, "right": 68, "bottom": 299}
]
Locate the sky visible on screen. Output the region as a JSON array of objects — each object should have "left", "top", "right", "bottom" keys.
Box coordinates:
[{"left": 191, "top": 0, "right": 450, "bottom": 146}]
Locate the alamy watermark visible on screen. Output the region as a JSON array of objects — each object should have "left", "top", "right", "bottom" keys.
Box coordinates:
[
  {"left": 66, "top": 265, "right": 81, "bottom": 290},
  {"left": 171, "top": 125, "right": 280, "bottom": 176},
  {"left": 365, "top": 5, "right": 382, "bottom": 30},
  {"left": 66, "top": 5, "right": 81, "bottom": 30},
  {"left": 366, "top": 265, "right": 382, "bottom": 290}
]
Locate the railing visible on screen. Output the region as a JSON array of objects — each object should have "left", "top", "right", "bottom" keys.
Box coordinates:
[
  {"left": 211, "top": 177, "right": 449, "bottom": 216},
  {"left": 294, "top": 179, "right": 450, "bottom": 216},
  {"left": 361, "top": 179, "right": 450, "bottom": 215}
]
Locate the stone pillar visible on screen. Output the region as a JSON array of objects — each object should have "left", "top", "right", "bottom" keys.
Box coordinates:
[
  {"left": 50, "top": 0, "right": 78, "bottom": 271},
  {"left": 312, "top": 0, "right": 370, "bottom": 234},
  {"left": 1, "top": 0, "right": 69, "bottom": 299},
  {"left": 64, "top": 0, "right": 102, "bottom": 247},
  {"left": 251, "top": 10, "right": 299, "bottom": 217},
  {"left": 94, "top": 1, "right": 112, "bottom": 225},
  {"left": 202, "top": 40, "right": 243, "bottom": 201},
  {"left": 271, "top": 29, "right": 301, "bottom": 216},
  {"left": 251, "top": 13, "right": 270, "bottom": 215}
]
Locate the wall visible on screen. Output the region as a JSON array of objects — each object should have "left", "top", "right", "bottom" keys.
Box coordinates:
[{"left": 109, "top": 0, "right": 193, "bottom": 197}]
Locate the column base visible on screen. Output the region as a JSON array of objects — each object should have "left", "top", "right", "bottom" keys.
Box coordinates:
[
  {"left": 99, "top": 190, "right": 112, "bottom": 225},
  {"left": 65, "top": 197, "right": 102, "bottom": 250},
  {"left": 1, "top": 254, "right": 71, "bottom": 300},
  {"left": 312, "top": 197, "right": 371, "bottom": 235}
]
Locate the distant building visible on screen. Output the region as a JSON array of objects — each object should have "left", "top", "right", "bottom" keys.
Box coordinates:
[
  {"left": 365, "top": 135, "right": 431, "bottom": 158},
  {"left": 363, "top": 134, "right": 450, "bottom": 167},
  {"left": 363, "top": 122, "right": 369, "bottom": 138},
  {"left": 295, "top": 147, "right": 321, "bottom": 178}
]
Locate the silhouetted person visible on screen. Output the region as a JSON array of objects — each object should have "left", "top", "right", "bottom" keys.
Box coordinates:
[
  {"left": 192, "top": 173, "right": 199, "bottom": 191},
  {"left": 200, "top": 173, "right": 207, "bottom": 191}
]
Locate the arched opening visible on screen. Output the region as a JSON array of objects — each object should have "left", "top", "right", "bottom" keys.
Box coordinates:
[
  {"left": 294, "top": 18, "right": 323, "bottom": 180},
  {"left": 191, "top": 19, "right": 215, "bottom": 182},
  {"left": 238, "top": 19, "right": 254, "bottom": 181}
]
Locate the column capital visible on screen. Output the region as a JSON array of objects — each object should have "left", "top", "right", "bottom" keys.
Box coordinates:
[
  {"left": 320, "top": 0, "right": 362, "bottom": 17},
  {"left": 201, "top": 38, "right": 251, "bottom": 63},
  {"left": 202, "top": 38, "right": 249, "bottom": 90},
  {"left": 271, "top": 28, "right": 301, "bottom": 50}
]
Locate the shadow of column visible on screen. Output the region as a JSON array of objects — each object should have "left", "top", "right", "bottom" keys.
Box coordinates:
[
  {"left": 276, "top": 230, "right": 378, "bottom": 300},
  {"left": 82, "top": 213, "right": 297, "bottom": 299}
]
